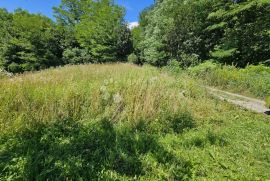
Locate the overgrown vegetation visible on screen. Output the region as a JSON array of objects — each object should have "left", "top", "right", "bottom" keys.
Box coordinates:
[
  {"left": 188, "top": 62, "right": 270, "bottom": 99},
  {"left": 0, "top": 64, "right": 269, "bottom": 180},
  {"left": 0, "top": 0, "right": 270, "bottom": 179}
]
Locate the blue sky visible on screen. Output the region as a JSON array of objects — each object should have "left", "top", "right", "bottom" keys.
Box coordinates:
[{"left": 0, "top": 0, "right": 153, "bottom": 23}]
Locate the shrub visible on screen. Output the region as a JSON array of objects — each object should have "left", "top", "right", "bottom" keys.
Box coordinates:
[
  {"left": 166, "top": 59, "right": 182, "bottom": 73},
  {"left": 8, "top": 62, "right": 22, "bottom": 73},
  {"left": 179, "top": 53, "right": 201, "bottom": 69},
  {"left": 127, "top": 53, "right": 139, "bottom": 64},
  {"left": 242, "top": 64, "right": 270, "bottom": 74},
  {"left": 188, "top": 61, "right": 219, "bottom": 76}
]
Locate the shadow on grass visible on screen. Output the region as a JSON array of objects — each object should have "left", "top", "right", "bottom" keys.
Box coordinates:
[{"left": 0, "top": 117, "right": 193, "bottom": 180}]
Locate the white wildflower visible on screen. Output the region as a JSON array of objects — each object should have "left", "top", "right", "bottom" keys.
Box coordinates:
[
  {"left": 103, "top": 79, "right": 109, "bottom": 85},
  {"left": 100, "top": 85, "right": 107, "bottom": 92},
  {"left": 113, "top": 93, "right": 122, "bottom": 104}
]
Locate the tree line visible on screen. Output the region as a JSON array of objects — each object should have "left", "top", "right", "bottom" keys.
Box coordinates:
[
  {"left": 0, "top": 0, "right": 270, "bottom": 73},
  {"left": 132, "top": 0, "right": 270, "bottom": 67},
  {"left": 0, "top": 0, "right": 132, "bottom": 73}
]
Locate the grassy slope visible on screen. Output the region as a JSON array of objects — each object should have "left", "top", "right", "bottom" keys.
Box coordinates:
[{"left": 0, "top": 64, "right": 269, "bottom": 180}]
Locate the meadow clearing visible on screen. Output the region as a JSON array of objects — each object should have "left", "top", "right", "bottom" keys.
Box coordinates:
[{"left": 0, "top": 63, "right": 269, "bottom": 180}]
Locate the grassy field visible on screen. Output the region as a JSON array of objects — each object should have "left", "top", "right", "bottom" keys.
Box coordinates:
[{"left": 0, "top": 64, "right": 270, "bottom": 180}]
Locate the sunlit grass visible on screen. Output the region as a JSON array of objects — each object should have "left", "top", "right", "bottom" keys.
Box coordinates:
[
  {"left": 0, "top": 63, "right": 269, "bottom": 180},
  {"left": 189, "top": 62, "right": 270, "bottom": 99}
]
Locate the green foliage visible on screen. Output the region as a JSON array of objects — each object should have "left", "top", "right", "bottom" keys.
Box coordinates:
[
  {"left": 178, "top": 53, "right": 201, "bottom": 69},
  {"left": 166, "top": 59, "right": 182, "bottom": 73},
  {"left": 53, "top": 0, "right": 86, "bottom": 26},
  {"left": 131, "top": 26, "right": 143, "bottom": 54},
  {"left": 0, "top": 64, "right": 196, "bottom": 180},
  {"left": 0, "top": 68, "right": 12, "bottom": 79},
  {"left": 207, "top": 0, "right": 270, "bottom": 66},
  {"left": 188, "top": 61, "right": 219, "bottom": 76},
  {"left": 0, "top": 9, "right": 64, "bottom": 73},
  {"left": 134, "top": 0, "right": 270, "bottom": 67},
  {"left": 190, "top": 62, "right": 270, "bottom": 98},
  {"left": 72, "top": 0, "right": 132, "bottom": 62},
  {"left": 127, "top": 53, "right": 139, "bottom": 64},
  {"left": 136, "top": 0, "right": 216, "bottom": 66},
  {"left": 63, "top": 48, "right": 92, "bottom": 64},
  {"left": 0, "top": 1, "right": 133, "bottom": 73}
]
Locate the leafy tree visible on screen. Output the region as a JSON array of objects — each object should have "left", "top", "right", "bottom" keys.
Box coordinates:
[
  {"left": 0, "top": 9, "right": 13, "bottom": 68},
  {"left": 0, "top": 9, "right": 64, "bottom": 73},
  {"left": 53, "top": 0, "right": 88, "bottom": 26},
  {"left": 135, "top": 0, "right": 270, "bottom": 67},
  {"left": 208, "top": 0, "right": 270, "bottom": 66},
  {"left": 63, "top": 48, "right": 92, "bottom": 64},
  {"left": 137, "top": 0, "right": 215, "bottom": 67},
  {"left": 75, "top": 0, "right": 131, "bottom": 62}
]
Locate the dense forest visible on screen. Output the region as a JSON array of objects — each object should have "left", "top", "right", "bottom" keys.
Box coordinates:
[{"left": 0, "top": 0, "right": 270, "bottom": 72}]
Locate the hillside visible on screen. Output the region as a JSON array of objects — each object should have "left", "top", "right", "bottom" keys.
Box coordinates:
[{"left": 1, "top": 64, "right": 269, "bottom": 180}]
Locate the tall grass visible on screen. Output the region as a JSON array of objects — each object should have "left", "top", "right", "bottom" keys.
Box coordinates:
[
  {"left": 0, "top": 64, "right": 190, "bottom": 133},
  {"left": 189, "top": 62, "right": 270, "bottom": 99},
  {"left": 0, "top": 64, "right": 196, "bottom": 180},
  {"left": 0, "top": 63, "right": 270, "bottom": 180}
]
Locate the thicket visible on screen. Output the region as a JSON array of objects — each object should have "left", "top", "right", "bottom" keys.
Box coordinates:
[{"left": 134, "top": 0, "right": 270, "bottom": 67}]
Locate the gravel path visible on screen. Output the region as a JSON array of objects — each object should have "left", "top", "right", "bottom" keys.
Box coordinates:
[{"left": 206, "top": 87, "right": 270, "bottom": 115}]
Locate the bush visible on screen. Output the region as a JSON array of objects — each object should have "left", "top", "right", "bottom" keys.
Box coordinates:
[
  {"left": 188, "top": 61, "right": 219, "bottom": 76},
  {"left": 179, "top": 53, "right": 201, "bottom": 69},
  {"left": 166, "top": 59, "right": 182, "bottom": 73},
  {"left": 127, "top": 53, "right": 139, "bottom": 64},
  {"left": 63, "top": 48, "right": 92, "bottom": 65},
  {"left": 241, "top": 64, "right": 270, "bottom": 74},
  {"left": 8, "top": 62, "right": 22, "bottom": 73},
  {"left": 266, "top": 97, "right": 270, "bottom": 108}
]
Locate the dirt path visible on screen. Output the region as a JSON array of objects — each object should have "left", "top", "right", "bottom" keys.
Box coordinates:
[{"left": 206, "top": 87, "right": 270, "bottom": 115}]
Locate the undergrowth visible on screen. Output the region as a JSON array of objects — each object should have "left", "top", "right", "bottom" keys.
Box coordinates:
[{"left": 188, "top": 61, "right": 270, "bottom": 99}]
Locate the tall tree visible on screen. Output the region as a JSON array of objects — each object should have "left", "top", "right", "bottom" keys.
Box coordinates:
[
  {"left": 208, "top": 0, "right": 270, "bottom": 66},
  {"left": 54, "top": 0, "right": 132, "bottom": 62}
]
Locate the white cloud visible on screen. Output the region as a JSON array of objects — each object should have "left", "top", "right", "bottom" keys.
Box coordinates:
[{"left": 128, "top": 22, "right": 139, "bottom": 29}]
